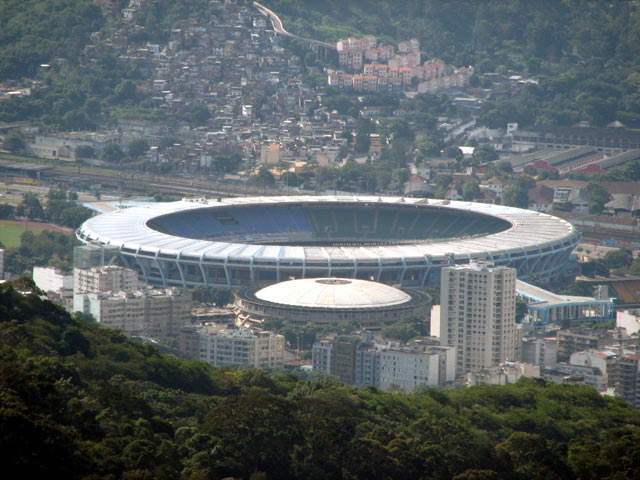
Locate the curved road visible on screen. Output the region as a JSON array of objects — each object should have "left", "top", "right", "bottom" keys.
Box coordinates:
[{"left": 253, "top": 1, "right": 336, "bottom": 50}]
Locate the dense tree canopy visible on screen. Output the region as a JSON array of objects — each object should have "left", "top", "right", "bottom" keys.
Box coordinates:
[{"left": 2, "top": 277, "right": 640, "bottom": 479}]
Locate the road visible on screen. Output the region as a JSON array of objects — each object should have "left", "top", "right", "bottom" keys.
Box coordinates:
[{"left": 253, "top": 1, "right": 336, "bottom": 50}]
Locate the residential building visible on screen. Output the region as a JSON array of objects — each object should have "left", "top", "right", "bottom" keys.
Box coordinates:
[
  {"left": 440, "top": 262, "right": 517, "bottom": 376},
  {"left": 376, "top": 344, "right": 455, "bottom": 392},
  {"left": 179, "top": 326, "right": 201, "bottom": 359},
  {"left": 557, "top": 328, "right": 602, "bottom": 362},
  {"left": 73, "top": 288, "right": 191, "bottom": 338},
  {"left": 480, "top": 177, "right": 505, "bottom": 199},
  {"left": 565, "top": 349, "right": 609, "bottom": 390},
  {"left": 312, "top": 337, "right": 360, "bottom": 384},
  {"left": 197, "top": 326, "right": 284, "bottom": 369},
  {"left": 74, "top": 265, "right": 139, "bottom": 294},
  {"left": 606, "top": 352, "right": 640, "bottom": 409},
  {"left": 312, "top": 335, "right": 455, "bottom": 393},
  {"left": 260, "top": 143, "right": 280, "bottom": 164},
  {"left": 33, "top": 266, "right": 73, "bottom": 293},
  {"left": 527, "top": 184, "right": 555, "bottom": 212},
  {"left": 519, "top": 336, "right": 558, "bottom": 368},
  {"left": 27, "top": 134, "right": 95, "bottom": 160},
  {"left": 548, "top": 362, "right": 606, "bottom": 391},
  {"left": 466, "top": 362, "right": 540, "bottom": 386},
  {"left": 617, "top": 309, "right": 640, "bottom": 335}
]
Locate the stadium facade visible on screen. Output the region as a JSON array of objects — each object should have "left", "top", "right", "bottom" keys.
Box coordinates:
[{"left": 77, "top": 195, "right": 580, "bottom": 288}]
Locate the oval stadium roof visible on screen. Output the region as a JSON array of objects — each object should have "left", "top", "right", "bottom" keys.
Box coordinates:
[{"left": 77, "top": 195, "right": 579, "bottom": 266}]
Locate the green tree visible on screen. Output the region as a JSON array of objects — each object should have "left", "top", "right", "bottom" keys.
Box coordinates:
[
  {"left": 249, "top": 166, "right": 275, "bottom": 186},
  {"left": 16, "top": 193, "right": 44, "bottom": 219},
  {"left": 128, "top": 139, "right": 150, "bottom": 159},
  {"left": 280, "top": 171, "right": 299, "bottom": 187},
  {"left": 354, "top": 117, "right": 373, "bottom": 154},
  {"left": 515, "top": 299, "right": 528, "bottom": 322},
  {"left": 158, "top": 137, "right": 181, "bottom": 151},
  {"left": 473, "top": 144, "right": 498, "bottom": 164},
  {"left": 0, "top": 203, "right": 16, "bottom": 219},
  {"left": 211, "top": 153, "right": 242, "bottom": 174},
  {"left": 203, "top": 391, "right": 300, "bottom": 478},
  {"left": 462, "top": 181, "right": 481, "bottom": 201},
  {"left": 3, "top": 134, "right": 26, "bottom": 153},
  {"left": 102, "top": 143, "right": 125, "bottom": 163},
  {"left": 114, "top": 79, "right": 138, "bottom": 103},
  {"left": 75, "top": 145, "right": 95, "bottom": 159},
  {"left": 186, "top": 104, "right": 210, "bottom": 125},
  {"left": 552, "top": 201, "right": 573, "bottom": 212},
  {"left": 603, "top": 248, "right": 633, "bottom": 269},
  {"left": 585, "top": 181, "right": 611, "bottom": 214},
  {"left": 502, "top": 186, "right": 529, "bottom": 208},
  {"left": 382, "top": 317, "right": 427, "bottom": 342},
  {"left": 434, "top": 173, "right": 453, "bottom": 190}
]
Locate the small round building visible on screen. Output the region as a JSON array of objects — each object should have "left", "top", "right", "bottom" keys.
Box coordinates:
[{"left": 234, "top": 277, "right": 431, "bottom": 330}]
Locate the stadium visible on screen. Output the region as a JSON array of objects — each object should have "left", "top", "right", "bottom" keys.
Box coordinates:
[
  {"left": 234, "top": 277, "right": 432, "bottom": 330},
  {"left": 77, "top": 195, "right": 580, "bottom": 288}
]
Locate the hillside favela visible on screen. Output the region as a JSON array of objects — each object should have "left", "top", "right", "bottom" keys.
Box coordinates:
[{"left": 3, "top": 0, "right": 640, "bottom": 478}]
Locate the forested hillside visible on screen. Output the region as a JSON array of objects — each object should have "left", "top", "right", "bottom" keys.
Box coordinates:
[
  {"left": 2, "top": 277, "right": 640, "bottom": 479},
  {"left": 0, "top": 0, "right": 104, "bottom": 80},
  {"left": 2, "top": 1, "right": 640, "bottom": 129},
  {"left": 265, "top": 0, "right": 640, "bottom": 128}
]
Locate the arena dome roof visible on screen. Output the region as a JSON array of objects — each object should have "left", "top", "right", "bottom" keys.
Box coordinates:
[{"left": 255, "top": 277, "right": 411, "bottom": 309}]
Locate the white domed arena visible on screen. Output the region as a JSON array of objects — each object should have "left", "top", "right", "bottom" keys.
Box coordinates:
[
  {"left": 234, "top": 277, "right": 431, "bottom": 329},
  {"left": 77, "top": 195, "right": 580, "bottom": 288}
]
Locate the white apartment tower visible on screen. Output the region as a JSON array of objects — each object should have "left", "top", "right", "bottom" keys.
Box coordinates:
[
  {"left": 440, "top": 262, "right": 516, "bottom": 375},
  {"left": 198, "top": 327, "right": 285, "bottom": 369},
  {"left": 73, "top": 288, "right": 192, "bottom": 338},
  {"left": 74, "top": 265, "right": 139, "bottom": 294}
]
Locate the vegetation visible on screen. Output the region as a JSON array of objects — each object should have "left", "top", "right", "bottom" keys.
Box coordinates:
[
  {"left": 579, "top": 247, "right": 638, "bottom": 278},
  {"left": 2, "top": 277, "right": 640, "bottom": 479},
  {"left": 3, "top": 189, "right": 93, "bottom": 229},
  {"left": 191, "top": 286, "right": 234, "bottom": 307},
  {"left": 3, "top": 228, "right": 78, "bottom": 274},
  {"left": 382, "top": 316, "right": 428, "bottom": 342},
  {"left": 0, "top": 221, "right": 63, "bottom": 249},
  {"left": 266, "top": 0, "right": 640, "bottom": 129},
  {"left": 4, "top": 0, "right": 639, "bottom": 139},
  {"left": 0, "top": 0, "right": 104, "bottom": 80}
]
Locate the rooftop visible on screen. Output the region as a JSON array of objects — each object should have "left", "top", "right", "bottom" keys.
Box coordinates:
[{"left": 255, "top": 277, "right": 411, "bottom": 308}]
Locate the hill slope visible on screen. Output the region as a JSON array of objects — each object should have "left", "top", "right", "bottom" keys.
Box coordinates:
[{"left": 2, "top": 277, "right": 640, "bottom": 479}]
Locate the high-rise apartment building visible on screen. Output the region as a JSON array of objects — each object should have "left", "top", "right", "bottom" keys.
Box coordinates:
[
  {"left": 74, "top": 265, "right": 139, "bottom": 294},
  {"left": 73, "top": 288, "right": 191, "bottom": 338},
  {"left": 197, "top": 326, "right": 285, "bottom": 369},
  {"left": 607, "top": 353, "right": 640, "bottom": 409},
  {"left": 440, "top": 262, "right": 516, "bottom": 375}
]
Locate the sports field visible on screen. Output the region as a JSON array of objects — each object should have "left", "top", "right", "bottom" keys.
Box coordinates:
[{"left": 0, "top": 220, "right": 72, "bottom": 248}]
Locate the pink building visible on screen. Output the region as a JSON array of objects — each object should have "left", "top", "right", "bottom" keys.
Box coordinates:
[
  {"left": 339, "top": 50, "right": 363, "bottom": 70},
  {"left": 398, "top": 38, "right": 420, "bottom": 53}
]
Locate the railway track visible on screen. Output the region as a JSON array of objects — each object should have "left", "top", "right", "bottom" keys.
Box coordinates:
[{"left": 46, "top": 168, "right": 292, "bottom": 198}]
